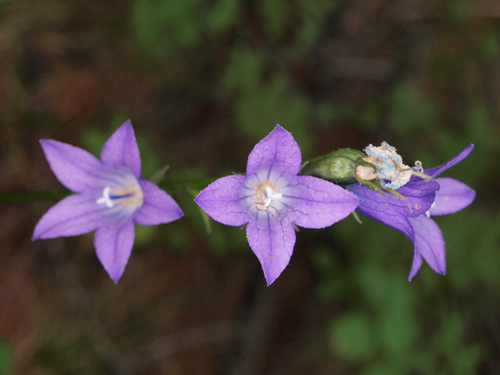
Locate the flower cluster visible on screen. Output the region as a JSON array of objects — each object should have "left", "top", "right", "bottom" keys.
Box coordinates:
[{"left": 32, "top": 120, "right": 475, "bottom": 285}]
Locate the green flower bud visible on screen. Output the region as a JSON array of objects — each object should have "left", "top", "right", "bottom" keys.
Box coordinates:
[{"left": 300, "top": 149, "right": 364, "bottom": 185}]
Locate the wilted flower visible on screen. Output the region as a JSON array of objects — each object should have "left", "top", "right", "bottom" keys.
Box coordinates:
[
  {"left": 194, "top": 125, "right": 359, "bottom": 285},
  {"left": 348, "top": 144, "right": 474, "bottom": 280},
  {"left": 356, "top": 142, "right": 413, "bottom": 189},
  {"left": 32, "top": 120, "right": 183, "bottom": 282}
]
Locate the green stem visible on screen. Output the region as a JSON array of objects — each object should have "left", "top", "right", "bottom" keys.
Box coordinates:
[
  {"left": 0, "top": 177, "right": 217, "bottom": 204},
  {"left": 0, "top": 191, "right": 71, "bottom": 203}
]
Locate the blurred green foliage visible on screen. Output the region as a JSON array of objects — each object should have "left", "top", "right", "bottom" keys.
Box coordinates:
[
  {"left": 390, "top": 82, "right": 438, "bottom": 137},
  {"left": 131, "top": 0, "right": 206, "bottom": 58},
  {"left": 130, "top": 0, "right": 344, "bottom": 154},
  {"left": 0, "top": 340, "right": 12, "bottom": 375}
]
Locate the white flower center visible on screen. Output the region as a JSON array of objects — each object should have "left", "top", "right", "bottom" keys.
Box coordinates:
[
  {"left": 95, "top": 167, "right": 144, "bottom": 222},
  {"left": 240, "top": 168, "right": 295, "bottom": 221},
  {"left": 97, "top": 184, "right": 143, "bottom": 208}
]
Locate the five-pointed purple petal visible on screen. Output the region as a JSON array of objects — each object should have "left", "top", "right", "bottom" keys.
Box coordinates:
[
  {"left": 33, "top": 120, "right": 183, "bottom": 283},
  {"left": 195, "top": 125, "right": 359, "bottom": 285}
]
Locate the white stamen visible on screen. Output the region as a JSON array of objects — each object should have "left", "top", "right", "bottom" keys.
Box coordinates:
[
  {"left": 97, "top": 187, "right": 114, "bottom": 208},
  {"left": 264, "top": 186, "right": 282, "bottom": 208}
]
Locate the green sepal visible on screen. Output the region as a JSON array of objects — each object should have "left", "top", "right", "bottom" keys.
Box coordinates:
[
  {"left": 150, "top": 164, "right": 170, "bottom": 184},
  {"left": 358, "top": 179, "right": 413, "bottom": 212},
  {"left": 383, "top": 186, "right": 413, "bottom": 212},
  {"left": 187, "top": 186, "right": 212, "bottom": 234},
  {"left": 355, "top": 158, "right": 379, "bottom": 172},
  {"left": 357, "top": 179, "right": 388, "bottom": 203},
  {"left": 411, "top": 170, "right": 433, "bottom": 180},
  {"left": 352, "top": 210, "right": 363, "bottom": 224}
]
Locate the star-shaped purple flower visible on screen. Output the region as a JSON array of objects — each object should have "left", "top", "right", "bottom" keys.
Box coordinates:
[
  {"left": 32, "top": 120, "right": 184, "bottom": 282},
  {"left": 348, "top": 145, "right": 475, "bottom": 281},
  {"left": 194, "top": 125, "right": 359, "bottom": 285}
]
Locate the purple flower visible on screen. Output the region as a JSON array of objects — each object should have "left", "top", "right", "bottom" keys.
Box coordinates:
[
  {"left": 194, "top": 125, "right": 359, "bottom": 285},
  {"left": 32, "top": 120, "right": 183, "bottom": 282},
  {"left": 348, "top": 145, "right": 475, "bottom": 281}
]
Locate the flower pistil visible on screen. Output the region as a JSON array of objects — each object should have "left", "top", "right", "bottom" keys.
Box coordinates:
[{"left": 97, "top": 184, "right": 143, "bottom": 208}]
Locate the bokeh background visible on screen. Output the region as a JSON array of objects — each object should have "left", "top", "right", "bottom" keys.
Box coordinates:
[{"left": 0, "top": 0, "right": 499, "bottom": 373}]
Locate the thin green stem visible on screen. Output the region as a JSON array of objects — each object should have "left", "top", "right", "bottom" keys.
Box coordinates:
[
  {"left": 0, "top": 177, "right": 218, "bottom": 204},
  {"left": 0, "top": 191, "right": 71, "bottom": 203}
]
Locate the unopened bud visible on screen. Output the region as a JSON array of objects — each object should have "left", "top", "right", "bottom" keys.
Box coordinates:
[{"left": 300, "top": 149, "right": 364, "bottom": 185}]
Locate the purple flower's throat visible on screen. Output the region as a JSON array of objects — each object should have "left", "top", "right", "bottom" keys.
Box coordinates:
[
  {"left": 97, "top": 185, "right": 143, "bottom": 208},
  {"left": 241, "top": 168, "right": 294, "bottom": 221},
  {"left": 96, "top": 168, "right": 143, "bottom": 213}
]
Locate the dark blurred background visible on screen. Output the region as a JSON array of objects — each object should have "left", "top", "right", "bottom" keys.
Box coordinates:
[{"left": 0, "top": 0, "right": 499, "bottom": 373}]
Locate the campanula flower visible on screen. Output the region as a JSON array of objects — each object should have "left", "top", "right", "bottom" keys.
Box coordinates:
[
  {"left": 348, "top": 144, "right": 474, "bottom": 280},
  {"left": 32, "top": 120, "right": 183, "bottom": 282},
  {"left": 194, "top": 125, "right": 359, "bottom": 285}
]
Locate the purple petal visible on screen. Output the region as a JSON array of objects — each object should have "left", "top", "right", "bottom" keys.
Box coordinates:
[
  {"left": 360, "top": 206, "right": 415, "bottom": 242},
  {"left": 348, "top": 178, "right": 439, "bottom": 229},
  {"left": 425, "top": 144, "right": 474, "bottom": 178},
  {"left": 397, "top": 179, "right": 441, "bottom": 203},
  {"left": 100, "top": 120, "right": 141, "bottom": 179},
  {"left": 133, "top": 180, "right": 184, "bottom": 225},
  {"left": 350, "top": 180, "right": 439, "bottom": 220},
  {"left": 246, "top": 125, "right": 301, "bottom": 179},
  {"left": 408, "top": 249, "right": 422, "bottom": 281},
  {"left": 94, "top": 220, "right": 135, "bottom": 283},
  {"left": 40, "top": 139, "right": 108, "bottom": 193},
  {"left": 288, "top": 176, "right": 359, "bottom": 228},
  {"left": 408, "top": 215, "right": 446, "bottom": 277},
  {"left": 348, "top": 180, "right": 442, "bottom": 242},
  {"left": 194, "top": 175, "right": 249, "bottom": 226},
  {"left": 430, "top": 178, "right": 476, "bottom": 216},
  {"left": 32, "top": 193, "right": 111, "bottom": 240},
  {"left": 246, "top": 219, "right": 296, "bottom": 286}
]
